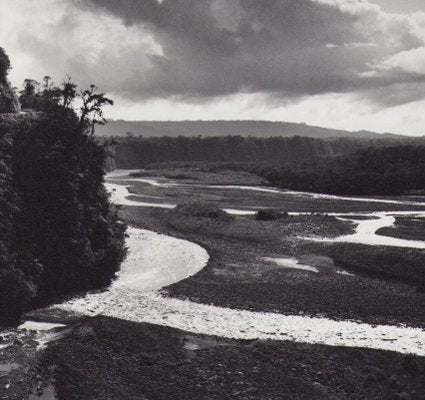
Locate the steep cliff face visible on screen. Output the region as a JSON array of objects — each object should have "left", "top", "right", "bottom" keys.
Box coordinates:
[{"left": 0, "top": 47, "right": 20, "bottom": 114}]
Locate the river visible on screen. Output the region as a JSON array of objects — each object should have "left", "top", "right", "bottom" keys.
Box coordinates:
[{"left": 42, "top": 171, "right": 425, "bottom": 356}]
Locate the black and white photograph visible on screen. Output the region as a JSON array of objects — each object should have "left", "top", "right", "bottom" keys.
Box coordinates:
[{"left": 2, "top": 0, "right": 425, "bottom": 398}]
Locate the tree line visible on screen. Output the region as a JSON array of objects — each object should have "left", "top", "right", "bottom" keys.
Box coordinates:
[{"left": 110, "top": 135, "right": 384, "bottom": 168}]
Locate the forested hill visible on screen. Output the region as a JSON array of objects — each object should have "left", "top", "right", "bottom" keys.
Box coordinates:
[
  {"left": 107, "top": 135, "right": 407, "bottom": 169},
  {"left": 95, "top": 120, "right": 412, "bottom": 140}
]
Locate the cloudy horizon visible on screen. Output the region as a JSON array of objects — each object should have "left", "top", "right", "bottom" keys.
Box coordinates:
[{"left": 2, "top": 0, "right": 425, "bottom": 135}]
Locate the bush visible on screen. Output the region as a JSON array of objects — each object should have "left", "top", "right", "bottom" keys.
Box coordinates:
[
  {"left": 256, "top": 209, "right": 286, "bottom": 221},
  {"left": 175, "top": 202, "right": 233, "bottom": 220}
]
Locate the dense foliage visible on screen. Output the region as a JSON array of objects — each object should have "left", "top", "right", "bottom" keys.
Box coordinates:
[
  {"left": 0, "top": 61, "right": 126, "bottom": 323},
  {"left": 175, "top": 202, "right": 233, "bottom": 221},
  {"left": 256, "top": 145, "right": 425, "bottom": 195},
  {"left": 0, "top": 116, "right": 38, "bottom": 321}
]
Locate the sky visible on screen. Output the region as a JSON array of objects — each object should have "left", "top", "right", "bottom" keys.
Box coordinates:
[{"left": 2, "top": 0, "right": 425, "bottom": 136}]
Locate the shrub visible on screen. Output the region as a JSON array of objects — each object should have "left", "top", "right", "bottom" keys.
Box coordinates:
[
  {"left": 175, "top": 202, "right": 233, "bottom": 220},
  {"left": 256, "top": 209, "right": 284, "bottom": 221}
]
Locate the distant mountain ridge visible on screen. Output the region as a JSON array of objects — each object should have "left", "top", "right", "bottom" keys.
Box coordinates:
[{"left": 96, "top": 120, "right": 413, "bottom": 139}]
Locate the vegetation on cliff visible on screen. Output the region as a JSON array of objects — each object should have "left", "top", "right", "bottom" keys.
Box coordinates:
[{"left": 0, "top": 49, "right": 126, "bottom": 323}]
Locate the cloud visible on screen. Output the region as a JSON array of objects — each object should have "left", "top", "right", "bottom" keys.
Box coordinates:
[
  {"left": 0, "top": 0, "right": 159, "bottom": 92},
  {"left": 80, "top": 0, "right": 366, "bottom": 98},
  {"left": 75, "top": 0, "right": 425, "bottom": 102},
  {"left": 2, "top": 0, "right": 425, "bottom": 107}
]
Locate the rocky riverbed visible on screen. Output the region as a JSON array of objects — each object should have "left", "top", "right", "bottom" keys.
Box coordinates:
[{"left": 3, "top": 168, "right": 425, "bottom": 399}]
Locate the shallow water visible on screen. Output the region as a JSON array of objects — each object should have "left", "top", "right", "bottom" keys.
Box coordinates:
[
  {"left": 111, "top": 228, "right": 209, "bottom": 291},
  {"left": 262, "top": 257, "right": 319, "bottom": 273},
  {"left": 307, "top": 212, "right": 425, "bottom": 249},
  {"left": 105, "top": 169, "right": 141, "bottom": 179},
  {"left": 106, "top": 183, "right": 176, "bottom": 208},
  {"left": 18, "top": 321, "right": 66, "bottom": 331}
]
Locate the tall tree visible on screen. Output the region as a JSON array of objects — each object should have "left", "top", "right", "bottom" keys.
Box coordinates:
[{"left": 79, "top": 85, "right": 113, "bottom": 135}]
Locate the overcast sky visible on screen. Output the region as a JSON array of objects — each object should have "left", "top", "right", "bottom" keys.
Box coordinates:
[{"left": 2, "top": 0, "right": 425, "bottom": 135}]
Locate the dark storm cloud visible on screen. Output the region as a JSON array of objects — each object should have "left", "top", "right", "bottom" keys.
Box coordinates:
[
  {"left": 74, "top": 0, "right": 425, "bottom": 102},
  {"left": 13, "top": 0, "right": 424, "bottom": 104},
  {"left": 81, "top": 0, "right": 367, "bottom": 98}
]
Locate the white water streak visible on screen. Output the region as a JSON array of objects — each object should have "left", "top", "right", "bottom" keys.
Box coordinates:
[
  {"left": 56, "top": 225, "right": 425, "bottom": 356},
  {"left": 263, "top": 257, "right": 319, "bottom": 273},
  {"left": 306, "top": 212, "right": 425, "bottom": 249},
  {"left": 106, "top": 183, "right": 175, "bottom": 208}
]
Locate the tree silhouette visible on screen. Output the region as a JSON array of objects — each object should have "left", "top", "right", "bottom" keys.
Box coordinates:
[
  {"left": 79, "top": 84, "right": 114, "bottom": 135},
  {"left": 61, "top": 75, "right": 77, "bottom": 108}
]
